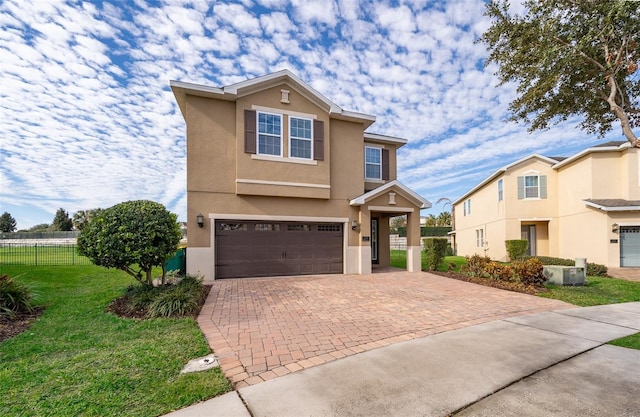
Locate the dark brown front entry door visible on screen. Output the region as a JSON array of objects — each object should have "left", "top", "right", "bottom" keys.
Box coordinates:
[{"left": 215, "top": 221, "right": 343, "bottom": 278}]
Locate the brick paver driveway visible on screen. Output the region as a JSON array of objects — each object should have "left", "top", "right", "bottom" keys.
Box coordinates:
[{"left": 197, "top": 271, "right": 572, "bottom": 388}]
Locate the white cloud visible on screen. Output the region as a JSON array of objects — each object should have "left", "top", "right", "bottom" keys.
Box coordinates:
[{"left": 0, "top": 0, "right": 626, "bottom": 230}]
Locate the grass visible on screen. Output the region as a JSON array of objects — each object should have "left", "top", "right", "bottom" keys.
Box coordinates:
[
  {"left": 537, "top": 276, "right": 640, "bottom": 306},
  {"left": 0, "top": 265, "right": 230, "bottom": 417}
]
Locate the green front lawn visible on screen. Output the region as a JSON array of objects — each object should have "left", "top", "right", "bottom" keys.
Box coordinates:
[
  {"left": 537, "top": 276, "right": 640, "bottom": 306},
  {"left": 0, "top": 265, "right": 230, "bottom": 417}
]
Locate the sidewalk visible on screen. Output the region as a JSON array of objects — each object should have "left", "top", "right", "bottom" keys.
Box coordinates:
[{"left": 164, "top": 302, "right": 640, "bottom": 417}]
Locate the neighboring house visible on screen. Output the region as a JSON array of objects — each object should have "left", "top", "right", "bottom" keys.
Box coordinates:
[
  {"left": 171, "top": 70, "right": 430, "bottom": 280},
  {"left": 451, "top": 141, "right": 640, "bottom": 268}
]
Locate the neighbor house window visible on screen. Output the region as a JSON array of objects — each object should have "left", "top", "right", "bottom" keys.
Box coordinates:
[
  {"left": 467, "top": 198, "right": 471, "bottom": 214},
  {"left": 365, "top": 146, "right": 382, "bottom": 180},
  {"left": 463, "top": 200, "right": 467, "bottom": 216},
  {"left": 476, "top": 229, "right": 484, "bottom": 247},
  {"left": 257, "top": 112, "right": 282, "bottom": 156},
  {"left": 517, "top": 174, "right": 547, "bottom": 199},
  {"left": 289, "top": 117, "right": 312, "bottom": 159},
  {"left": 497, "top": 179, "right": 503, "bottom": 201}
]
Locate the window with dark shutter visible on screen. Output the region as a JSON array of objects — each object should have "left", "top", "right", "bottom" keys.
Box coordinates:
[
  {"left": 313, "top": 119, "right": 324, "bottom": 161},
  {"left": 244, "top": 110, "right": 256, "bottom": 154}
]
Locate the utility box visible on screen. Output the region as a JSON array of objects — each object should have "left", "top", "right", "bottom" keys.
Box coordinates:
[{"left": 543, "top": 265, "right": 586, "bottom": 286}]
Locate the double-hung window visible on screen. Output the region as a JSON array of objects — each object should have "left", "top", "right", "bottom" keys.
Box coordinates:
[
  {"left": 517, "top": 174, "right": 547, "bottom": 200},
  {"left": 289, "top": 117, "right": 312, "bottom": 159},
  {"left": 497, "top": 179, "right": 503, "bottom": 201},
  {"left": 524, "top": 175, "right": 539, "bottom": 198},
  {"left": 476, "top": 229, "right": 484, "bottom": 247},
  {"left": 257, "top": 112, "right": 282, "bottom": 156},
  {"left": 365, "top": 147, "right": 382, "bottom": 180}
]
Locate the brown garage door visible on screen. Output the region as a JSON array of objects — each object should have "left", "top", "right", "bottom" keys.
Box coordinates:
[{"left": 215, "top": 221, "right": 343, "bottom": 278}]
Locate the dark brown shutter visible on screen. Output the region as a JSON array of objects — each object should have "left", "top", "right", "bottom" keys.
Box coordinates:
[
  {"left": 382, "top": 149, "right": 389, "bottom": 180},
  {"left": 313, "top": 119, "right": 324, "bottom": 161},
  {"left": 244, "top": 110, "right": 256, "bottom": 154}
]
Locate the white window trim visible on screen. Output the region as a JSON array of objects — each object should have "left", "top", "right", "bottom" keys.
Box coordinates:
[
  {"left": 288, "top": 116, "right": 313, "bottom": 160},
  {"left": 497, "top": 178, "right": 503, "bottom": 201},
  {"left": 251, "top": 154, "right": 317, "bottom": 165},
  {"left": 523, "top": 173, "right": 541, "bottom": 200},
  {"left": 365, "top": 146, "right": 382, "bottom": 180},
  {"left": 475, "top": 229, "right": 484, "bottom": 247},
  {"left": 257, "top": 111, "right": 283, "bottom": 157}
]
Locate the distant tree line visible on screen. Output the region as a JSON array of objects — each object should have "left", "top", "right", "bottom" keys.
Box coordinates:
[{"left": 1, "top": 208, "right": 103, "bottom": 233}]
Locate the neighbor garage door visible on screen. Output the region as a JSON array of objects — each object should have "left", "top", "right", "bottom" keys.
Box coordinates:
[
  {"left": 215, "top": 221, "right": 343, "bottom": 278},
  {"left": 620, "top": 226, "right": 640, "bottom": 267}
]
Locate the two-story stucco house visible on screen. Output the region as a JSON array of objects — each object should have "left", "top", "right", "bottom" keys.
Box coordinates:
[
  {"left": 452, "top": 141, "right": 640, "bottom": 268},
  {"left": 171, "top": 70, "right": 430, "bottom": 280}
]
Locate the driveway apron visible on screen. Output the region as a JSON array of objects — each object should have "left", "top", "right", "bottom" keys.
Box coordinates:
[{"left": 197, "top": 271, "right": 572, "bottom": 387}]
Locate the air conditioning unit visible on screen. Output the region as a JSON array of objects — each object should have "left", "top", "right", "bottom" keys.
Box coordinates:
[{"left": 543, "top": 265, "right": 586, "bottom": 286}]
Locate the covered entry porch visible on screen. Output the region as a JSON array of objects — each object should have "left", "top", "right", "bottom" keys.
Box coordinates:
[{"left": 349, "top": 181, "right": 431, "bottom": 274}]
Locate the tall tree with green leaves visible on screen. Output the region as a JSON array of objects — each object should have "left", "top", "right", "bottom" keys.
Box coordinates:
[
  {"left": 72, "top": 209, "right": 102, "bottom": 231},
  {"left": 481, "top": 0, "right": 640, "bottom": 147},
  {"left": 0, "top": 212, "right": 17, "bottom": 233},
  {"left": 52, "top": 208, "right": 73, "bottom": 231}
]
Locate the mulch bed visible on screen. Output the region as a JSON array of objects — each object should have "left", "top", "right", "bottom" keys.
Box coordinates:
[
  {"left": 0, "top": 307, "right": 45, "bottom": 343},
  {"left": 429, "top": 270, "right": 545, "bottom": 295}
]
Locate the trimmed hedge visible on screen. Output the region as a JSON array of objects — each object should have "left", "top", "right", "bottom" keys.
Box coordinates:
[
  {"left": 505, "top": 240, "right": 528, "bottom": 261},
  {"left": 396, "top": 226, "right": 452, "bottom": 237},
  {"left": 521, "top": 256, "right": 608, "bottom": 277}
]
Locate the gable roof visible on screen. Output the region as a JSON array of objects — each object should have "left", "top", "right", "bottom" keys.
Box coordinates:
[
  {"left": 350, "top": 180, "right": 432, "bottom": 209},
  {"left": 453, "top": 141, "right": 633, "bottom": 205},
  {"left": 452, "top": 154, "right": 557, "bottom": 204},
  {"left": 170, "top": 69, "right": 376, "bottom": 128}
]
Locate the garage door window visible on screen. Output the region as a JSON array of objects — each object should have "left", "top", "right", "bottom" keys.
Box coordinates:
[
  {"left": 219, "top": 223, "right": 247, "bottom": 231},
  {"left": 288, "top": 224, "right": 312, "bottom": 231},
  {"left": 255, "top": 223, "right": 280, "bottom": 231},
  {"left": 318, "top": 224, "right": 341, "bottom": 232}
]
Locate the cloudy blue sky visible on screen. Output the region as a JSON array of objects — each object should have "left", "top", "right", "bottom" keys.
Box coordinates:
[{"left": 0, "top": 0, "right": 626, "bottom": 230}]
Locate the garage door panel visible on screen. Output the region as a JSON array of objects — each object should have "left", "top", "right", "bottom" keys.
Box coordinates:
[
  {"left": 621, "top": 226, "right": 640, "bottom": 267},
  {"left": 215, "top": 221, "right": 343, "bottom": 278}
]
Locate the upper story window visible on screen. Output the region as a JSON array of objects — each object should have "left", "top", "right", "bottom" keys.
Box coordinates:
[
  {"left": 258, "top": 112, "right": 282, "bottom": 156},
  {"left": 244, "top": 109, "right": 324, "bottom": 162},
  {"left": 289, "top": 117, "right": 312, "bottom": 159},
  {"left": 497, "top": 179, "right": 503, "bottom": 201},
  {"left": 517, "top": 173, "right": 547, "bottom": 199},
  {"left": 463, "top": 198, "right": 471, "bottom": 216},
  {"left": 365, "top": 146, "right": 382, "bottom": 180}
]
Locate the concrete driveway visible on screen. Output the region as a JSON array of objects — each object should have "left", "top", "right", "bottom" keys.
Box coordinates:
[{"left": 197, "top": 271, "right": 572, "bottom": 387}]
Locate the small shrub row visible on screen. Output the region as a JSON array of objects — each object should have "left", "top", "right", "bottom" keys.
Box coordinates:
[
  {"left": 520, "top": 256, "right": 608, "bottom": 277},
  {"left": 460, "top": 255, "right": 547, "bottom": 286},
  {"left": 121, "top": 274, "right": 206, "bottom": 318},
  {"left": 0, "top": 274, "right": 34, "bottom": 318}
]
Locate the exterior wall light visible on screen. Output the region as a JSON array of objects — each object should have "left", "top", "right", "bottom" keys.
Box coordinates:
[
  {"left": 196, "top": 213, "right": 204, "bottom": 228},
  {"left": 351, "top": 219, "right": 359, "bottom": 231},
  {"left": 612, "top": 223, "right": 618, "bottom": 233}
]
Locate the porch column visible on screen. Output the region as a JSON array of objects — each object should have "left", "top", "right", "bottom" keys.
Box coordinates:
[{"left": 406, "top": 211, "right": 422, "bottom": 272}]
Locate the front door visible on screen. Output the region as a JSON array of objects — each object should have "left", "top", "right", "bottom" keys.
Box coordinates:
[
  {"left": 371, "top": 218, "right": 379, "bottom": 264},
  {"left": 521, "top": 225, "right": 536, "bottom": 256}
]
